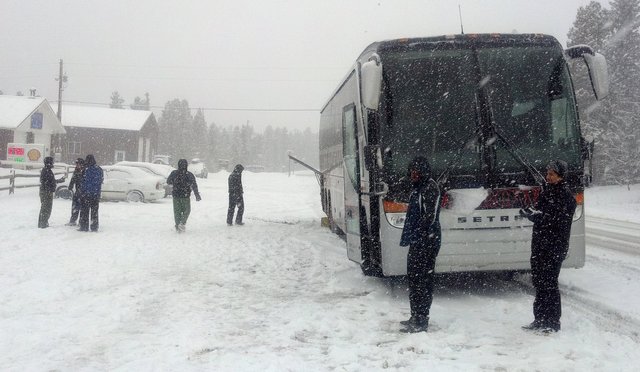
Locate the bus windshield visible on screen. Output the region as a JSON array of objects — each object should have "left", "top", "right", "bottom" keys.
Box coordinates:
[{"left": 380, "top": 43, "right": 581, "bottom": 194}]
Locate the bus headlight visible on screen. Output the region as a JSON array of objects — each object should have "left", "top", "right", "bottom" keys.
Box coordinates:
[{"left": 386, "top": 213, "right": 406, "bottom": 228}]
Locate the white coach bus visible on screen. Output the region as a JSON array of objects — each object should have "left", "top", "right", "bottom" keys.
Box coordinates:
[{"left": 319, "top": 34, "right": 608, "bottom": 277}]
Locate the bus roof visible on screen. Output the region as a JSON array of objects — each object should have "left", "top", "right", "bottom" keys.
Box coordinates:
[
  {"left": 360, "top": 33, "right": 560, "bottom": 59},
  {"left": 321, "top": 33, "right": 562, "bottom": 113}
]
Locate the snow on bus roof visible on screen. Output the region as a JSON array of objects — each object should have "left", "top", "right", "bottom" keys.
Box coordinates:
[{"left": 60, "top": 104, "right": 154, "bottom": 131}]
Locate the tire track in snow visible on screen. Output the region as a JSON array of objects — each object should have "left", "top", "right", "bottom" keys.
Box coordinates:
[
  {"left": 586, "top": 216, "right": 640, "bottom": 255},
  {"left": 585, "top": 251, "right": 640, "bottom": 278},
  {"left": 510, "top": 277, "right": 640, "bottom": 342}
]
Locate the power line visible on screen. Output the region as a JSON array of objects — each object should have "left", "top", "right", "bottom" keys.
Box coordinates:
[
  {"left": 0, "top": 63, "right": 58, "bottom": 69},
  {"left": 69, "top": 74, "right": 335, "bottom": 83},
  {"left": 57, "top": 100, "right": 319, "bottom": 112},
  {"left": 65, "top": 61, "right": 345, "bottom": 71}
]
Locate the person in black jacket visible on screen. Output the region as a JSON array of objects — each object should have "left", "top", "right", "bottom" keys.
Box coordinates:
[
  {"left": 520, "top": 159, "right": 577, "bottom": 333},
  {"left": 399, "top": 156, "right": 442, "bottom": 333},
  {"left": 66, "top": 158, "right": 85, "bottom": 226},
  {"left": 167, "top": 159, "right": 201, "bottom": 232},
  {"left": 227, "top": 164, "right": 244, "bottom": 226},
  {"left": 38, "top": 156, "right": 65, "bottom": 228}
]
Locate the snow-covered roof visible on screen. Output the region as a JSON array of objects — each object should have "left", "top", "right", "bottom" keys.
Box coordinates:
[
  {"left": 0, "top": 95, "right": 49, "bottom": 129},
  {"left": 60, "top": 105, "right": 155, "bottom": 131}
]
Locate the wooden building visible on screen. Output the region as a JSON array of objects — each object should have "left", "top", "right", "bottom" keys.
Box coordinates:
[
  {"left": 0, "top": 95, "right": 65, "bottom": 161},
  {"left": 60, "top": 105, "right": 158, "bottom": 165}
]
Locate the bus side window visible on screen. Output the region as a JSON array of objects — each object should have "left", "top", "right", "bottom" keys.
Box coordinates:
[
  {"left": 342, "top": 105, "right": 360, "bottom": 188},
  {"left": 551, "top": 97, "right": 574, "bottom": 147}
]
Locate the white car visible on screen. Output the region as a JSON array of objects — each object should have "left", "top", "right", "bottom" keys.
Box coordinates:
[
  {"left": 101, "top": 166, "right": 165, "bottom": 202},
  {"left": 55, "top": 165, "right": 166, "bottom": 202},
  {"left": 188, "top": 158, "right": 208, "bottom": 178},
  {"left": 152, "top": 154, "right": 173, "bottom": 166},
  {"left": 115, "top": 161, "right": 175, "bottom": 197}
]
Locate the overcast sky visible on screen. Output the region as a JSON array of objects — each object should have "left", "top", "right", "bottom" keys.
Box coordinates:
[{"left": 0, "top": 0, "right": 604, "bottom": 132}]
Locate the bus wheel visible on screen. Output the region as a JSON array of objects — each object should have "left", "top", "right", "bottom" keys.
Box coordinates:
[{"left": 361, "top": 260, "right": 384, "bottom": 277}]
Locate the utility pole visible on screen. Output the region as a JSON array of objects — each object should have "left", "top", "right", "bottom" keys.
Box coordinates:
[
  {"left": 458, "top": 4, "right": 464, "bottom": 35},
  {"left": 57, "top": 59, "right": 63, "bottom": 121},
  {"left": 54, "top": 59, "right": 67, "bottom": 160}
]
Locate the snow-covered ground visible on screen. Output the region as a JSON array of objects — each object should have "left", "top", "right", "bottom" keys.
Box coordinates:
[
  {"left": 1, "top": 170, "right": 639, "bottom": 371},
  {"left": 586, "top": 183, "right": 640, "bottom": 223}
]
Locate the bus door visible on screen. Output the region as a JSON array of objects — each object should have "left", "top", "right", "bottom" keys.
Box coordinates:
[{"left": 342, "top": 104, "right": 363, "bottom": 263}]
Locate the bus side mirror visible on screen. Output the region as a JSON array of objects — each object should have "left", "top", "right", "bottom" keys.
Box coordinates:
[
  {"left": 565, "top": 45, "right": 609, "bottom": 100},
  {"left": 581, "top": 135, "right": 595, "bottom": 160},
  {"left": 364, "top": 145, "right": 383, "bottom": 171},
  {"left": 584, "top": 53, "right": 609, "bottom": 100},
  {"left": 361, "top": 59, "right": 382, "bottom": 111}
]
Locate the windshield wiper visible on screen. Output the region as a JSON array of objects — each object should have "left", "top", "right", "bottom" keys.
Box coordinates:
[
  {"left": 437, "top": 126, "right": 481, "bottom": 185},
  {"left": 478, "top": 72, "right": 545, "bottom": 186},
  {"left": 493, "top": 128, "right": 546, "bottom": 186}
]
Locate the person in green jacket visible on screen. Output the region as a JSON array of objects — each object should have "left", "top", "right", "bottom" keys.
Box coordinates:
[{"left": 167, "top": 159, "right": 201, "bottom": 232}]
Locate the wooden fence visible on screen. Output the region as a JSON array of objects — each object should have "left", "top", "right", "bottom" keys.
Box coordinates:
[{"left": 0, "top": 167, "right": 70, "bottom": 194}]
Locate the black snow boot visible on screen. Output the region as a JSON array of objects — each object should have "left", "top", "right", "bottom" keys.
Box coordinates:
[
  {"left": 400, "top": 317, "right": 428, "bottom": 333},
  {"left": 400, "top": 317, "right": 416, "bottom": 326},
  {"left": 537, "top": 322, "right": 561, "bottom": 334},
  {"left": 521, "top": 320, "right": 542, "bottom": 331}
]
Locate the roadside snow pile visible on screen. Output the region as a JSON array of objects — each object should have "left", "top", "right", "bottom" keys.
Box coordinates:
[{"left": 586, "top": 184, "right": 640, "bottom": 223}]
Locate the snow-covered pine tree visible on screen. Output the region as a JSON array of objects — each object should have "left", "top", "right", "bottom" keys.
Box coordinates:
[
  {"left": 190, "top": 109, "right": 209, "bottom": 160},
  {"left": 130, "top": 93, "right": 150, "bottom": 111},
  {"left": 157, "top": 99, "right": 192, "bottom": 163},
  {"left": 109, "top": 91, "right": 124, "bottom": 109},
  {"left": 602, "top": 0, "right": 640, "bottom": 185},
  {"left": 568, "top": 0, "right": 640, "bottom": 185}
]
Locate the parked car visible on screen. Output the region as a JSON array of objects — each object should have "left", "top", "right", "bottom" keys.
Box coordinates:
[
  {"left": 55, "top": 165, "right": 165, "bottom": 202},
  {"left": 188, "top": 158, "right": 208, "bottom": 178},
  {"left": 152, "top": 154, "right": 173, "bottom": 166},
  {"left": 101, "top": 166, "right": 166, "bottom": 202},
  {"left": 115, "top": 161, "right": 175, "bottom": 197},
  {"left": 244, "top": 164, "right": 265, "bottom": 173}
]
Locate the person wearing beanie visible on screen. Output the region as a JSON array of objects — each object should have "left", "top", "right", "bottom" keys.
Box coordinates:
[
  {"left": 519, "top": 159, "right": 577, "bottom": 333},
  {"left": 79, "top": 154, "right": 103, "bottom": 232},
  {"left": 66, "top": 158, "right": 85, "bottom": 226},
  {"left": 166, "top": 159, "right": 201, "bottom": 232},
  {"left": 38, "top": 156, "right": 65, "bottom": 228},
  {"left": 227, "top": 164, "right": 245, "bottom": 226},
  {"left": 398, "top": 156, "right": 442, "bottom": 333}
]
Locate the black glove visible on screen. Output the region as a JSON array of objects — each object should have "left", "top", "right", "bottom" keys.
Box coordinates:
[
  {"left": 195, "top": 194, "right": 201, "bottom": 201},
  {"left": 519, "top": 208, "right": 532, "bottom": 218}
]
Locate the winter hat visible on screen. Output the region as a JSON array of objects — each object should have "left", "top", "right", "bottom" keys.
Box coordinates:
[
  {"left": 234, "top": 164, "right": 244, "bottom": 173},
  {"left": 547, "top": 159, "right": 568, "bottom": 179},
  {"left": 44, "top": 156, "right": 54, "bottom": 166},
  {"left": 85, "top": 154, "right": 96, "bottom": 166},
  {"left": 407, "top": 156, "right": 432, "bottom": 179},
  {"left": 76, "top": 158, "right": 85, "bottom": 165}
]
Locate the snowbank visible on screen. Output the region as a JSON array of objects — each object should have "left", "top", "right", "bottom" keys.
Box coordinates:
[{"left": 586, "top": 184, "right": 640, "bottom": 223}]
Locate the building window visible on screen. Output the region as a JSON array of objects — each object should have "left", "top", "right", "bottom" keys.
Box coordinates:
[
  {"left": 26, "top": 132, "right": 35, "bottom": 144},
  {"left": 67, "top": 141, "right": 81, "bottom": 155},
  {"left": 115, "top": 150, "right": 126, "bottom": 162},
  {"left": 30, "top": 112, "right": 43, "bottom": 129}
]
